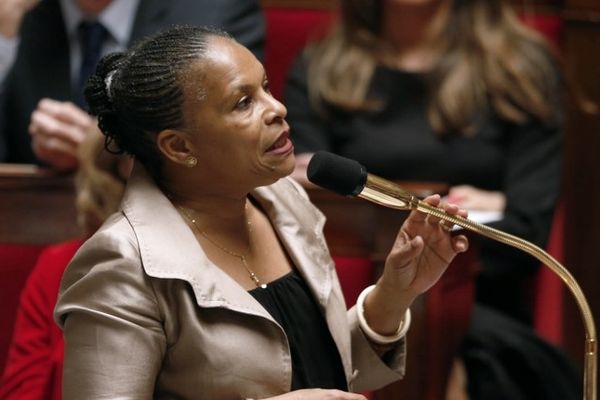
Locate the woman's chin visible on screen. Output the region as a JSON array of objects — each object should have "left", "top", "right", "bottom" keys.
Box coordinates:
[{"left": 261, "top": 152, "right": 296, "bottom": 177}]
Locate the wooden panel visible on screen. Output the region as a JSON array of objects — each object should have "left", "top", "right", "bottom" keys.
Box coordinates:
[
  {"left": 510, "top": 0, "right": 564, "bottom": 13},
  {"left": 561, "top": 15, "right": 600, "bottom": 378},
  {"left": 566, "top": 0, "right": 600, "bottom": 12},
  {"left": 0, "top": 164, "right": 79, "bottom": 244}
]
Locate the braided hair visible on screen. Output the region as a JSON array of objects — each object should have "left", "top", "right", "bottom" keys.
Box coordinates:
[{"left": 85, "top": 25, "right": 231, "bottom": 181}]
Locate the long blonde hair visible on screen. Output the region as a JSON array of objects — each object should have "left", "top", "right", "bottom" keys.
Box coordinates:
[
  {"left": 75, "top": 129, "right": 130, "bottom": 236},
  {"left": 307, "top": 0, "right": 561, "bottom": 135}
]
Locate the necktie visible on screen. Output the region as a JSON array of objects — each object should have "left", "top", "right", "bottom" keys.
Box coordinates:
[{"left": 75, "top": 20, "right": 108, "bottom": 108}]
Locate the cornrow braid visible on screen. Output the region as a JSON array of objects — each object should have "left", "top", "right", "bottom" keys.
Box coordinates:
[{"left": 85, "top": 25, "right": 231, "bottom": 181}]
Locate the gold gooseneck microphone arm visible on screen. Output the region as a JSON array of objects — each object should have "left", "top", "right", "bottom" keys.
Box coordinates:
[{"left": 361, "top": 174, "right": 597, "bottom": 400}]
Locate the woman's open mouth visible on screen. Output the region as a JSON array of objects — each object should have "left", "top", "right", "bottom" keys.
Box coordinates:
[{"left": 266, "top": 131, "right": 294, "bottom": 155}]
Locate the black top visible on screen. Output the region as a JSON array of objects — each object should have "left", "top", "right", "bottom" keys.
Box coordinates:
[
  {"left": 249, "top": 269, "right": 347, "bottom": 391},
  {"left": 461, "top": 305, "right": 581, "bottom": 400},
  {"left": 285, "top": 56, "right": 562, "bottom": 324}
]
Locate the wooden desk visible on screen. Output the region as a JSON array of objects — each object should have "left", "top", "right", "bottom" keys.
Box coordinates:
[
  {"left": 0, "top": 164, "right": 79, "bottom": 244},
  {"left": 305, "top": 184, "right": 479, "bottom": 400}
]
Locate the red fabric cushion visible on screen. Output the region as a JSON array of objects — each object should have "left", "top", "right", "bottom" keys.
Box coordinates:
[
  {"left": 0, "top": 244, "right": 47, "bottom": 373},
  {"left": 520, "top": 13, "right": 563, "bottom": 47},
  {"left": 333, "top": 256, "right": 376, "bottom": 308},
  {"left": 0, "top": 240, "right": 82, "bottom": 400},
  {"left": 533, "top": 204, "right": 564, "bottom": 345},
  {"left": 264, "top": 7, "right": 334, "bottom": 100}
]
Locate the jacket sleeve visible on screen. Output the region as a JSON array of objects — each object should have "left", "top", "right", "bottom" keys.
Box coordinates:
[
  {"left": 347, "top": 305, "right": 407, "bottom": 392},
  {"left": 491, "top": 119, "right": 562, "bottom": 249},
  {"left": 54, "top": 232, "right": 166, "bottom": 400}
]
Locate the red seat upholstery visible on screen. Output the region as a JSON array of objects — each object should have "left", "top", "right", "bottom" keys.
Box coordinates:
[
  {"left": 0, "top": 244, "right": 47, "bottom": 372},
  {"left": 264, "top": 7, "right": 334, "bottom": 100},
  {"left": 520, "top": 12, "right": 563, "bottom": 48},
  {"left": 332, "top": 256, "right": 376, "bottom": 308},
  {"left": 533, "top": 204, "right": 565, "bottom": 345}
]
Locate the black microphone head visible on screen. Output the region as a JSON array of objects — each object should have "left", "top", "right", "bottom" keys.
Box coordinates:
[{"left": 306, "top": 151, "right": 367, "bottom": 196}]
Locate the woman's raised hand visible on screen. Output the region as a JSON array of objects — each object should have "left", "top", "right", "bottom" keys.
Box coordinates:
[
  {"left": 363, "top": 195, "right": 468, "bottom": 336},
  {"left": 381, "top": 194, "right": 468, "bottom": 298}
]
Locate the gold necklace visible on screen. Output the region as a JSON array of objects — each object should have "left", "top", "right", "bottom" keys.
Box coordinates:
[{"left": 177, "top": 204, "right": 267, "bottom": 289}]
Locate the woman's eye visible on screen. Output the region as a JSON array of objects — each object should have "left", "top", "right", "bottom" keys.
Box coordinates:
[
  {"left": 235, "top": 96, "right": 252, "bottom": 110},
  {"left": 263, "top": 80, "right": 271, "bottom": 93}
]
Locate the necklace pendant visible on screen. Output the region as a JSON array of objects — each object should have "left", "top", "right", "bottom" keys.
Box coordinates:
[{"left": 260, "top": 283, "right": 267, "bottom": 289}]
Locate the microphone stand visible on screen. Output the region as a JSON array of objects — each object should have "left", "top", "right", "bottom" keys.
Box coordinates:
[{"left": 360, "top": 174, "right": 597, "bottom": 400}]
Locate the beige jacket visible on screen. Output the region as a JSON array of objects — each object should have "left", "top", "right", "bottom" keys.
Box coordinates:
[{"left": 54, "top": 163, "right": 406, "bottom": 399}]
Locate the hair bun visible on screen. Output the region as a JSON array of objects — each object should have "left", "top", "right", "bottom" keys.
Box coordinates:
[
  {"left": 85, "top": 52, "right": 126, "bottom": 115},
  {"left": 84, "top": 53, "right": 128, "bottom": 151}
]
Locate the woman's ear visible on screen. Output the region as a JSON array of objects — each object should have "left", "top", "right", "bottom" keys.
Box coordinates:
[{"left": 157, "top": 129, "right": 196, "bottom": 167}]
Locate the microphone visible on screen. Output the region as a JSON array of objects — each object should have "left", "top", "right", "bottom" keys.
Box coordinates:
[
  {"left": 307, "top": 151, "right": 597, "bottom": 400},
  {"left": 307, "top": 150, "right": 475, "bottom": 228}
]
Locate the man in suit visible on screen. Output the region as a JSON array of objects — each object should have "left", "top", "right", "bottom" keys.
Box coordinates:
[{"left": 0, "top": 0, "right": 264, "bottom": 170}]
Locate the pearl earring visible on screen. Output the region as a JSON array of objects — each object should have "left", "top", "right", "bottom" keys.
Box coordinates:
[{"left": 185, "top": 156, "right": 198, "bottom": 168}]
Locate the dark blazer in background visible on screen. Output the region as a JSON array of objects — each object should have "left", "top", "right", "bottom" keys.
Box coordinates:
[{"left": 0, "top": 0, "right": 265, "bottom": 163}]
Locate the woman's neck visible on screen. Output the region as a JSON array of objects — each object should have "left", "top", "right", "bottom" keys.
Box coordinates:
[
  {"left": 169, "top": 189, "right": 249, "bottom": 220},
  {"left": 380, "top": 1, "right": 450, "bottom": 71},
  {"left": 162, "top": 165, "right": 252, "bottom": 220}
]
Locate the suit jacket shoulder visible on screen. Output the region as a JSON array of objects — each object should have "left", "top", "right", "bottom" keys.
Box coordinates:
[{"left": 131, "top": 0, "right": 265, "bottom": 60}]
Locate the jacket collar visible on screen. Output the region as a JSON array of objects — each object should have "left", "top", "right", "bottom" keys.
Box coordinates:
[{"left": 121, "top": 163, "right": 333, "bottom": 318}]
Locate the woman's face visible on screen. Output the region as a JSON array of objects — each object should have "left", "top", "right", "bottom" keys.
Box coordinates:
[{"left": 179, "top": 37, "right": 294, "bottom": 190}]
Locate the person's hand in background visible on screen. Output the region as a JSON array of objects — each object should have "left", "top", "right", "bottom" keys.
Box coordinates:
[
  {"left": 0, "top": 0, "right": 40, "bottom": 38},
  {"left": 446, "top": 185, "right": 506, "bottom": 212},
  {"left": 29, "top": 98, "right": 97, "bottom": 171}
]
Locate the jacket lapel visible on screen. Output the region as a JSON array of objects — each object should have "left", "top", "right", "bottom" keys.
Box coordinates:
[
  {"left": 121, "top": 163, "right": 352, "bottom": 379},
  {"left": 252, "top": 180, "right": 334, "bottom": 310},
  {"left": 254, "top": 180, "right": 353, "bottom": 380},
  {"left": 121, "top": 163, "right": 271, "bottom": 321}
]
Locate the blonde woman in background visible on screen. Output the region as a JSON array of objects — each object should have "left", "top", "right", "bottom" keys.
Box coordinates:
[
  {"left": 0, "top": 129, "right": 131, "bottom": 400},
  {"left": 284, "top": 0, "right": 580, "bottom": 399},
  {"left": 287, "top": 0, "right": 561, "bottom": 330}
]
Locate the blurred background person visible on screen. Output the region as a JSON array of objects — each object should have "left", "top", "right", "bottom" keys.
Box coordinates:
[
  {"left": 0, "top": 128, "right": 132, "bottom": 400},
  {"left": 0, "top": 0, "right": 265, "bottom": 171},
  {"left": 286, "top": 0, "right": 562, "bottom": 327},
  {"left": 284, "top": 1, "right": 580, "bottom": 398}
]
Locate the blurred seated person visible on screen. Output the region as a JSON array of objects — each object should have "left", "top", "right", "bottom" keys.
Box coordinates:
[
  {"left": 453, "top": 304, "right": 580, "bottom": 400},
  {"left": 0, "top": 0, "right": 265, "bottom": 170},
  {"left": 285, "top": 0, "right": 563, "bottom": 326},
  {"left": 0, "top": 129, "right": 132, "bottom": 400},
  {"left": 53, "top": 26, "right": 469, "bottom": 399}
]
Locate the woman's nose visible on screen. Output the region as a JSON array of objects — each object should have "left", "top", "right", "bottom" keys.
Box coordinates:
[{"left": 266, "top": 94, "right": 287, "bottom": 123}]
